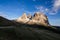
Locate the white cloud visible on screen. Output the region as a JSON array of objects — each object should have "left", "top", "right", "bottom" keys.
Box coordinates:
[
  {"left": 35, "top": 0, "right": 60, "bottom": 15},
  {"left": 35, "top": 6, "right": 49, "bottom": 14},
  {"left": 49, "top": 0, "right": 60, "bottom": 15},
  {"left": 49, "top": 12, "right": 57, "bottom": 15},
  {"left": 54, "top": 0, "right": 60, "bottom": 8},
  {"left": 34, "top": 0, "right": 60, "bottom": 15},
  {"left": 53, "top": 0, "right": 60, "bottom": 12}
]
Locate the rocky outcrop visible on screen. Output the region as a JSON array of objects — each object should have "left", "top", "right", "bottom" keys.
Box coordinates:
[
  {"left": 31, "top": 12, "right": 49, "bottom": 25},
  {"left": 16, "top": 12, "right": 49, "bottom": 26},
  {"left": 16, "top": 13, "right": 29, "bottom": 23}
]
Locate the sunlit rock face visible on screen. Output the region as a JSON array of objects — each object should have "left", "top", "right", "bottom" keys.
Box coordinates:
[
  {"left": 16, "top": 12, "right": 49, "bottom": 26},
  {"left": 31, "top": 12, "right": 49, "bottom": 25},
  {"left": 16, "top": 13, "right": 29, "bottom": 23}
]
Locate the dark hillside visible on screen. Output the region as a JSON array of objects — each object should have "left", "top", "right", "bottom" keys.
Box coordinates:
[
  {"left": 0, "top": 25, "right": 60, "bottom": 40},
  {"left": 0, "top": 16, "right": 14, "bottom": 26},
  {"left": 0, "top": 16, "right": 60, "bottom": 40}
]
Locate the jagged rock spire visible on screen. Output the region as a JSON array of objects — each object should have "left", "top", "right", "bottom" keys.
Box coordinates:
[
  {"left": 21, "top": 13, "right": 27, "bottom": 19},
  {"left": 32, "top": 12, "right": 49, "bottom": 25},
  {"left": 16, "top": 13, "right": 29, "bottom": 23},
  {"left": 16, "top": 12, "right": 49, "bottom": 26}
]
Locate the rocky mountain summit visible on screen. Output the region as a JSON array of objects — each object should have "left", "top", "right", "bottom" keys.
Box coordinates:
[{"left": 16, "top": 12, "right": 49, "bottom": 26}]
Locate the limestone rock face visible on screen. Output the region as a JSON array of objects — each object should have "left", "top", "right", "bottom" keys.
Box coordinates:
[
  {"left": 16, "top": 12, "right": 49, "bottom": 26},
  {"left": 31, "top": 12, "right": 49, "bottom": 25},
  {"left": 16, "top": 13, "right": 29, "bottom": 23}
]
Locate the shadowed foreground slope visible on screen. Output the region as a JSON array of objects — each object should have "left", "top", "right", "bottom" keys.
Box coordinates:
[{"left": 0, "top": 25, "right": 60, "bottom": 40}]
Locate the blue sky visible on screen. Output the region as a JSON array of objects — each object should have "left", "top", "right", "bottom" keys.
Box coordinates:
[{"left": 0, "top": 0, "right": 60, "bottom": 26}]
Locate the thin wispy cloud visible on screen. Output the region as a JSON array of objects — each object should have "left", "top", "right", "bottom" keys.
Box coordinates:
[
  {"left": 35, "top": 6, "right": 49, "bottom": 14},
  {"left": 53, "top": 0, "right": 60, "bottom": 10},
  {"left": 35, "top": 0, "right": 60, "bottom": 15},
  {"left": 49, "top": 0, "right": 60, "bottom": 15}
]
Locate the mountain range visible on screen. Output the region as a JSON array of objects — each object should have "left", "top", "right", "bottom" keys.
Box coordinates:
[{"left": 0, "top": 12, "right": 60, "bottom": 40}]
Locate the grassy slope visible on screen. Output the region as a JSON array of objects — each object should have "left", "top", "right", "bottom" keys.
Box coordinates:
[{"left": 0, "top": 25, "right": 60, "bottom": 40}]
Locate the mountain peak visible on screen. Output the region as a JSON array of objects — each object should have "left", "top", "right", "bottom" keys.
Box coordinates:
[
  {"left": 21, "top": 13, "right": 27, "bottom": 19},
  {"left": 16, "top": 12, "right": 49, "bottom": 26}
]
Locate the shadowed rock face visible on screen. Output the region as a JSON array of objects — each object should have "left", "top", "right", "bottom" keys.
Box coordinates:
[{"left": 16, "top": 12, "right": 49, "bottom": 26}]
